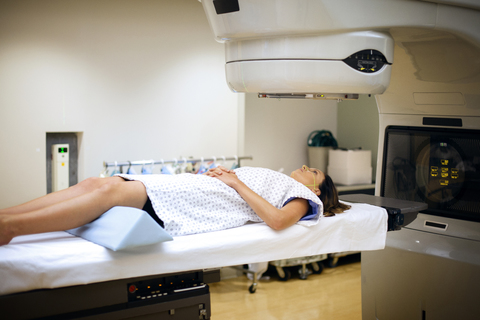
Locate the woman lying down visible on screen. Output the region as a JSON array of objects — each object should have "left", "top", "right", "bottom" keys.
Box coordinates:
[{"left": 0, "top": 165, "right": 350, "bottom": 245}]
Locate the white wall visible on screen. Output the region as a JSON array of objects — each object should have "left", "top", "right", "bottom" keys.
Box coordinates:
[
  {"left": 0, "top": 0, "right": 360, "bottom": 210},
  {"left": 242, "top": 93, "right": 338, "bottom": 175},
  {"left": 0, "top": 0, "right": 238, "bottom": 207},
  {"left": 337, "top": 95, "right": 379, "bottom": 180}
]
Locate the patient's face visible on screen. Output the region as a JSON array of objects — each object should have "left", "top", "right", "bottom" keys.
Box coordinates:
[{"left": 290, "top": 165, "right": 325, "bottom": 190}]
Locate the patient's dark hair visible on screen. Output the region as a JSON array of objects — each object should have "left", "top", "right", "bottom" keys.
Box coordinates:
[{"left": 319, "top": 174, "right": 351, "bottom": 217}]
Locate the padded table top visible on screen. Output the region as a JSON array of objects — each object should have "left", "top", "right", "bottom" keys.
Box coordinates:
[{"left": 0, "top": 202, "right": 387, "bottom": 296}]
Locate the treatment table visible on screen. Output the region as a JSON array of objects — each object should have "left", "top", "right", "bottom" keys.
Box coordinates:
[{"left": 0, "top": 197, "right": 425, "bottom": 319}]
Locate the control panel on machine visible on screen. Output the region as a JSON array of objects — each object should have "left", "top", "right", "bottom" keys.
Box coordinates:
[
  {"left": 343, "top": 49, "right": 390, "bottom": 73},
  {"left": 127, "top": 271, "right": 208, "bottom": 307}
]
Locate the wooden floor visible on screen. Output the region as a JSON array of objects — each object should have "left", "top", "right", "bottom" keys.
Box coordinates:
[{"left": 210, "top": 255, "right": 362, "bottom": 320}]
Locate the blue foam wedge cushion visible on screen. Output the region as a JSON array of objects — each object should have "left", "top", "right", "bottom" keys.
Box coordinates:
[{"left": 66, "top": 206, "right": 173, "bottom": 251}]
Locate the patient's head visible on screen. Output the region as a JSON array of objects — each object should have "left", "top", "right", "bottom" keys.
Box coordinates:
[
  {"left": 318, "top": 174, "right": 351, "bottom": 216},
  {"left": 291, "top": 165, "right": 350, "bottom": 216}
]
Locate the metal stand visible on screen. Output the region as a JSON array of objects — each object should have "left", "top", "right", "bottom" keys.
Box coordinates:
[
  {"left": 270, "top": 254, "right": 327, "bottom": 281},
  {"left": 232, "top": 266, "right": 259, "bottom": 293}
]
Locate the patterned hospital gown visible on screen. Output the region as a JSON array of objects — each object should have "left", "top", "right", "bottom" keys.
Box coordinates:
[{"left": 117, "top": 167, "right": 323, "bottom": 236}]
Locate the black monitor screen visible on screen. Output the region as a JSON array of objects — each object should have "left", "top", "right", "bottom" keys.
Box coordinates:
[{"left": 381, "top": 126, "right": 480, "bottom": 222}]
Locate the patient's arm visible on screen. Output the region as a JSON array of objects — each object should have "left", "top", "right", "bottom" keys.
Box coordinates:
[{"left": 207, "top": 168, "right": 308, "bottom": 230}]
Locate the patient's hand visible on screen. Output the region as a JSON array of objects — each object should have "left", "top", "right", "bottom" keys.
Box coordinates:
[
  {"left": 203, "top": 166, "right": 235, "bottom": 176},
  {"left": 204, "top": 166, "right": 239, "bottom": 188}
]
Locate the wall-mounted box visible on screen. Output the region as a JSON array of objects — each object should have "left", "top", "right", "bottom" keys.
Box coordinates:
[{"left": 52, "top": 144, "right": 69, "bottom": 192}]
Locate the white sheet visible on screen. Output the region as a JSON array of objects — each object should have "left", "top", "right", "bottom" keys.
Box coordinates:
[{"left": 0, "top": 202, "right": 387, "bottom": 296}]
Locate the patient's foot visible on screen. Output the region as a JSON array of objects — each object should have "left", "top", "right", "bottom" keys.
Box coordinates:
[{"left": 0, "top": 215, "right": 15, "bottom": 246}]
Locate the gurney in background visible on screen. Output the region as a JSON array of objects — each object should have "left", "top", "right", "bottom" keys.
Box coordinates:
[{"left": 234, "top": 255, "right": 326, "bottom": 294}]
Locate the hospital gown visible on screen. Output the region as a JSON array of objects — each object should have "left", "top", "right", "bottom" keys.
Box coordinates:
[{"left": 117, "top": 167, "right": 323, "bottom": 236}]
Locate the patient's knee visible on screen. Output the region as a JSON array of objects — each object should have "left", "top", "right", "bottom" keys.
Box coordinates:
[
  {"left": 97, "top": 179, "right": 146, "bottom": 209},
  {"left": 96, "top": 178, "right": 125, "bottom": 198},
  {"left": 79, "top": 177, "right": 123, "bottom": 193},
  {"left": 78, "top": 177, "right": 103, "bottom": 191}
]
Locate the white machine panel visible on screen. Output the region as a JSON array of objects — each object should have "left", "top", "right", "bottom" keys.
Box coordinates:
[
  {"left": 202, "top": 0, "right": 438, "bottom": 42},
  {"left": 224, "top": 31, "right": 394, "bottom": 94},
  {"left": 225, "top": 30, "right": 394, "bottom": 95},
  {"left": 226, "top": 59, "right": 391, "bottom": 94}
]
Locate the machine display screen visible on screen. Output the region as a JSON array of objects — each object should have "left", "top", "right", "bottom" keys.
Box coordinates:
[{"left": 381, "top": 126, "right": 480, "bottom": 222}]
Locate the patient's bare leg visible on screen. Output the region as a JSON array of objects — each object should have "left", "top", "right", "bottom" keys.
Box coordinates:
[
  {"left": 0, "top": 177, "right": 117, "bottom": 215},
  {"left": 0, "top": 178, "right": 147, "bottom": 246}
]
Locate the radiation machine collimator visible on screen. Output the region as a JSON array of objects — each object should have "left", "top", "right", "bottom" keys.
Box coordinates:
[{"left": 201, "top": 1, "right": 480, "bottom": 319}]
